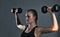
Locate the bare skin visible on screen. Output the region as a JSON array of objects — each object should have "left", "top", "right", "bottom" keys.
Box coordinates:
[{"left": 15, "top": 7, "right": 59, "bottom": 37}]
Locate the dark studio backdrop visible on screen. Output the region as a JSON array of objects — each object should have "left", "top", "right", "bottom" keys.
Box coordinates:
[{"left": 0, "top": 0, "right": 60, "bottom": 37}]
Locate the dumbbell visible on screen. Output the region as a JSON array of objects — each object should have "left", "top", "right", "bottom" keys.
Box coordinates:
[
  {"left": 11, "top": 8, "right": 22, "bottom": 13},
  {"left": 41, "top": 4, "right": 60, "bottom": 13}
]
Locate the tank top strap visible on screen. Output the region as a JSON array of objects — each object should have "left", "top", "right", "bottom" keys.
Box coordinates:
[
  {"left": 34, "top": 26, "right": 37, "bottom": 29},
  {"left": 32, "top": 26, "right": 38, "bottom": 31},
  {"left": 24, "top": 25, "right": 28, "bottom": 31}
]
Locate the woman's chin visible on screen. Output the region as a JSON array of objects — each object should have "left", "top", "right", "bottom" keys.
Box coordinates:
[{"left": 26, "top": 22, "right": 31, "bottom": 24}]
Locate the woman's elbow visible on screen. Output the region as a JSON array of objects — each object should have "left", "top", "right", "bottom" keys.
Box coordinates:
[
  {"left": 52, "top": 27, "right": 59, "bottom": 32},
  {"left": 16, "top": 25, "right": 25, "bottom": 30}
]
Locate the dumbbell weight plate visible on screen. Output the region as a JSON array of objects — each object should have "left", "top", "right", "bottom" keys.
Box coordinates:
[
  {"left": 41, "top": 6, "right": 48, "bottom": 13},
  {"left": 11, "top": 8, "right": 16, "bottom": 13},
  {"left": 18, "top": 8, "right": 22, "bottom": 13},
  {"left": 52, "top": 4, "right": 60, "bottom": 12}
]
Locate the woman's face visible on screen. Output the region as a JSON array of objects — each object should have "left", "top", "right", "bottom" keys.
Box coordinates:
[{"left": 25, "top": 11, "right": 36, "bottom": 24}]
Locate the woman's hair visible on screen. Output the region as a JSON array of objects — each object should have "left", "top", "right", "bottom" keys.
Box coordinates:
[{"left": 27, "top": 9, "right": 38, "bottom": 23}]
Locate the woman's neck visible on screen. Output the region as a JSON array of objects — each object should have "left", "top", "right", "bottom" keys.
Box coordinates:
[
  {"left": 25, "top": 22, "right": 37, "bottom": 33},
  {"left": 28, "top": 22, "right": 37, "bottom": 29}
]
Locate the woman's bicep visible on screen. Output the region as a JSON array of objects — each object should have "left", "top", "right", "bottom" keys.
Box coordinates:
[{"left": 17, "top": 24, "right": 26, "bottom": 30}]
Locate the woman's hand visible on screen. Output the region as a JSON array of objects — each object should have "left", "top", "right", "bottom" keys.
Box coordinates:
[
  {"left": 47, "top": 7, "right": 54, "bottom": 14},
  {"left": 15, "top": 9, "right": 18, "bottom": 14}
]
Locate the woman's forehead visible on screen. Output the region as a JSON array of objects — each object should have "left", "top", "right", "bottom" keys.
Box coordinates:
[{"left": 25, "top": 12, "right": 33, "bottom": 16}]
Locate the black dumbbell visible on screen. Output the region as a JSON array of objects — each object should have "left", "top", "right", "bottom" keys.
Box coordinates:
[
  {"left": 11, "top": 8, "right": 22, "bottom": 13},
  {"left": 52, "top": 4, "right": 60, "bottom": 12},
  {"left": 41, "top": 4, "right": 60, "bottom": 13}
]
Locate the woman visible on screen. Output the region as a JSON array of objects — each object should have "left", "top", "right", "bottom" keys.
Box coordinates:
[{"left": 15, "top": 7, "right": 58, "bottom": 37}]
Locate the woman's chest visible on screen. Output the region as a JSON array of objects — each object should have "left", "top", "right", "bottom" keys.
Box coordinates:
[{"left": 21, "top": 30, "right": 35, "bottom": 37}]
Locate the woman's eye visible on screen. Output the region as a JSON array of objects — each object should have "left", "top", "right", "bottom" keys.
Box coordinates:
[{"left": 27, "top": 16, "right": 30, "bottom": 18}]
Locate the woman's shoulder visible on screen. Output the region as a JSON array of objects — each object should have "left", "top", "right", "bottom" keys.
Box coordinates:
[{"left": 34, "top": 26, "right": 42, "bottom": 34}]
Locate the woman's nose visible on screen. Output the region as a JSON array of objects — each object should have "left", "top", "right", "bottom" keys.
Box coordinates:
[{"left": 26, "top": 17, "right": 28, "bottom": 20}]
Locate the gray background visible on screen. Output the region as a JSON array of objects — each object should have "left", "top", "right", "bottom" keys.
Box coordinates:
[{"left": 0, "top": 0, "right": 60, "bottom": 37}]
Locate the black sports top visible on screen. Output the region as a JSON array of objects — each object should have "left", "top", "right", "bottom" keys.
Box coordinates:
[{"left": 21, "top": 25, "right": 37, "bottom": 37}]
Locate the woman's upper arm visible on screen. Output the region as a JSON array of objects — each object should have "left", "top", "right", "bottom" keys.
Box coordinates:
[
  {"left": 39, "top": 27, "right": 53, "bottom": 33},
  {"left": 17, "top": 24, "right": 26, "bottom": 30}
]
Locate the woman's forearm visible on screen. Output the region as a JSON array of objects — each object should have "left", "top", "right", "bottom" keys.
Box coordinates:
[
  {"left": 50, "top": 13, "right": 58, "bottom": 31},
  {"left": 15, "top": 13, "right": 22, "bottom": 25}
]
